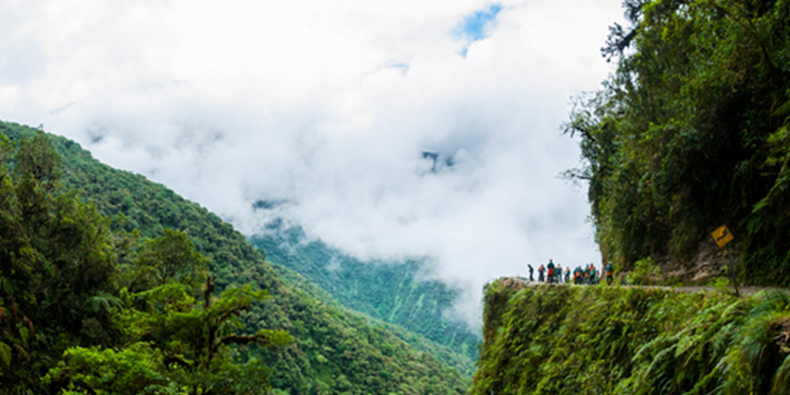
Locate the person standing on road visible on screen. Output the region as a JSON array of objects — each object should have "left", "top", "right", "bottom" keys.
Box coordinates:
[
  {"left": 587, "top": 264, "right": 597, "bottom": 285},
  {"left": 557, "top": 264, "right": 563, "bottom": 283},
  {"left": 606, "top": 262, "right": 614, "bottom": 285},
  {"left": 528, "top": 264, "right": 534, "bottom": 281}
]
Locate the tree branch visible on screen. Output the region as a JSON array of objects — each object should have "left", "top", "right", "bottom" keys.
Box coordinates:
[{"left": 164, "top": 355, "right": 194, "bottom": 370}]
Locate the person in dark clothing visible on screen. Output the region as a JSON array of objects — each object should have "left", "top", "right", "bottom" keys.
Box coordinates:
[
  {"left": 538, "top": 264, "right": 545, "bottom": 282},
  {"left": 587, "top": 264, "right": 597, "bottom": 285},
  {"left": 546, "top": 259, "right": 556, "bottom": 284},
  {"left": 606, "top": 262, "right": 614, "bottom": 285},
  {"left": 573, "top": 267, "right": 583, "bottom": 285},
  {"left": 564, "top": 267, "right": 571, "bottom": 284},
  {"left": 528, "top": 264, "right": 534, "bottom": 281}
]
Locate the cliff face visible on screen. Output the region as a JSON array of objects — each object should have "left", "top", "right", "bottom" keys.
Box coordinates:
[
  {"left": 566, "top": 0, "right": 790, "bottom": 287},
  {"left": 653, "top": 240, "right": 732, "bottom": 284},
  {"left": 470, "top": 279, "right": 790, "bottom": 395}
]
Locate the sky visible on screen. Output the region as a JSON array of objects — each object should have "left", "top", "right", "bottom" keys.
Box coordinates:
[{"left": 0, "top": 0, "right": 625, "bottom": 326}]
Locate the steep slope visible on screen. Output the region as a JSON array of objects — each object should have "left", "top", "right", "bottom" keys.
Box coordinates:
[
  {"left": 471, "top": 279, "right": 790, "bottom": 395},
  {"left": 0, "top": 121, "right": 469, "bottom": 394},
  {"left": 250, "top": 226, "right": 480, "bottom": 363},
  {"left": 566, "top": 0, "right": 790, "bottom": 284},
  {"left": 267, "top": 261, "right": 477, "bottom": 382}
]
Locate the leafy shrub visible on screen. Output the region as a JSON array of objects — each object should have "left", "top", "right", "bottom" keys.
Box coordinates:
[{"left": 625, "top": 257, "right": 661, "bottom": 285}]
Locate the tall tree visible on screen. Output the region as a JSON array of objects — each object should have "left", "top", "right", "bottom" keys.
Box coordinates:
[
  {"left": 0, "top": 132, "right": 119, "bottom": 393},
  {"left": 46, "top": 275, "right": 292, "bottom": 395},
  {"left": 125, "top": 228, "right": 208, "bottom": 292}
]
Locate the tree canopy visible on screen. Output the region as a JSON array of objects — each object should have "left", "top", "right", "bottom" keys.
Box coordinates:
[{"left": 0, "top": 132, "right": 291, "bottom": 394}]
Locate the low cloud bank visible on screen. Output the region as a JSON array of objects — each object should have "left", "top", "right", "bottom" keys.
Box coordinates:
[{"left": 0, "top": 0, "right": 624, "bottom": 325}]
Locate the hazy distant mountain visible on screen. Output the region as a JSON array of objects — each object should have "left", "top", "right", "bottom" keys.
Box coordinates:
[{"left": 250, "top": 225, "right": 480, "bottom": 365}]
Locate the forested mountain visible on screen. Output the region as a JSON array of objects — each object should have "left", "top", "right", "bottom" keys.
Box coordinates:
[
  {"left": 566, "top": 0, "right": 790, "bottom": 284},
  {"left": 250, "top": 226, "right": 480, "bottom": 364},
  {"left": 0, "top": 121, "right": 469, "bottom": 394}
]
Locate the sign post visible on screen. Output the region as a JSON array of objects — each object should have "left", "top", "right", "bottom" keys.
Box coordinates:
[{"left": 711, "top": 225, "right": 739, "bottom": 297}]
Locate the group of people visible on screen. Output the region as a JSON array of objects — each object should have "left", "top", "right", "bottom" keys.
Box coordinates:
[{"left": 527, "top": 260, "right": 614, "bottom": 286}]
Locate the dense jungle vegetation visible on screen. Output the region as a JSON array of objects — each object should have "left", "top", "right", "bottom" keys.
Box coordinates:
[
  {"left": 0, "top": 122, "right": 470, "bottom": 394},
  {"left": 471, "top": 279, "right": 790, "bottom": 395},
  {"left": 565, "top": 0, "right": 790, "bottom": 284},
  {"left": 0, "top": 131, "right": 292, "bottom": 394},
  {"left": 250, "top": 227, "right": 480, "bottom": 364}
]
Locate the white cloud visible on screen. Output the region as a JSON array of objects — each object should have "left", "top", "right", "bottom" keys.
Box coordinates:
[{"left": 0, "top": 0, "right": 625, "bottom": 326}]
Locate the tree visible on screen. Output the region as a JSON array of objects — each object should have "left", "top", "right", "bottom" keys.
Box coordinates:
[
  {"left": 0, "top": 132, "right": 119, "bottom": 393},
  {"left": 46, "top": 276, "right": 292, "bottom": 395},
  {"left": 125, "top": 228, "right": 207, "bottom": 293}
]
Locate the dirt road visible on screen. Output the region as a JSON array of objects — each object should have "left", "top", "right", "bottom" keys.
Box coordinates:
[{"left": 502, "top": 276, "right": 784, "bottom": 296}]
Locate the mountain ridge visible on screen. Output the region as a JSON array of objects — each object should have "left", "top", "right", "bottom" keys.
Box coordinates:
[
  {"left": 249, "top": 225, "right": 480, "bottom": 364},
  {"left": 0, "top": 120, "right": 471, "bottom": 394}
]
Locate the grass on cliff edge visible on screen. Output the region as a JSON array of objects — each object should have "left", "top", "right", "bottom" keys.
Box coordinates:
[{"left": 472, "top": 281, "right": 790, "bottom": 395}]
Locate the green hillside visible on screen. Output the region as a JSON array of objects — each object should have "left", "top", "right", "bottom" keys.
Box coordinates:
[
  {"left": 471, "top": 280, "right": 790, "bottom": 394},
  {"left": 0, "top": 121, "right": 470, "bottom": 394},
  {"left": 566, "top": 0, "right": 790, "bottom": 284},
  {"left": 250, "top": 227, "right": 480, "bottom": 363},
  {"left": 267, "top": 259, "right": 476, "bottom": 379}
]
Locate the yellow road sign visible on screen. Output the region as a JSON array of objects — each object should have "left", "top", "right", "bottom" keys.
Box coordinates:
[{"left": 711, "top": 225, "right": 733, "bottom": 247}]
